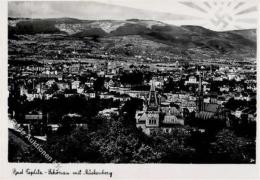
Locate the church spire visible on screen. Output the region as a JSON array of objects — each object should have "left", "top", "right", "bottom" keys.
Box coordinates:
[
  {"left": 198, "top": 71, "right": 204, "bottom": 111},
  {"left": 198, "top": 72, "right": 202, "bottom": 94},
  {"left": 147, "top": 79, "right": 158, "bottom": 111}
]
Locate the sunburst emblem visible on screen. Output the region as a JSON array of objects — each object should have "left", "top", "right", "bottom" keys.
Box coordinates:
[{"left": 179, "top": 0, "right": 257, "bottom": 31}]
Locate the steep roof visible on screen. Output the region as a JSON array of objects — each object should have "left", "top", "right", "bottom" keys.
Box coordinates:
[{"left": 137, "top": 112, "right": 148, "bottom": 123}]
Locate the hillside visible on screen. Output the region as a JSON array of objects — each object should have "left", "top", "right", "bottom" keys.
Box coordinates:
[
  {"left": 8, "top": 18, "right": 256, "bottom": 62},
  {"left": 228, "top": 29, "right": 257, "bottom": 42}
]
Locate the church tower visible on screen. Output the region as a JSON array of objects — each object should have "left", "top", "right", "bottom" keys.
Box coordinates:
[
  {"left": 198, "top": 72, "right": 204, "bottom": 112},
  {"left": 147, "top": 80, "right": 158, "bottom": 111},
  {"left": 146, "top": 79, "right": 160, "bottom": 128}
]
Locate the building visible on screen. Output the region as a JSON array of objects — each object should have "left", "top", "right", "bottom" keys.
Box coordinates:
[
  {"left": 136, "top": 80, "right": 184, "bottom": 135},
  {"left": 195, "top": 72, "right": 220, "bottom": 120},
  {"left": 185, "top": 75, "right": 198, "bottom": 85}
]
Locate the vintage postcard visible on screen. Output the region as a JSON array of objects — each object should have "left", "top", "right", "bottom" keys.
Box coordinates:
[{"left": 0, "top": 0, "right": 259, "bottom": 179}]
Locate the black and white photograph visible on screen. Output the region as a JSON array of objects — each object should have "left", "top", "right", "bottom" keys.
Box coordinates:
[{"left": 2, "top": 0, "right": 259, "bottom": 177}]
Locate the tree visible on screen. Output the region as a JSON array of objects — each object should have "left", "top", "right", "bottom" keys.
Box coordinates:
[
  {"left": 46, "top": 128, "right": 102, "bottom": 162},
  {"left": 132, "top": 144, "right": 162, "bottom": 163},
  {"left": 93, "top": 120, "right": 140, "bottom": 163},
  {"left": 120, "top": 71, "right": 144, "bottom": 86},
  {"left": 209, "top": 129, "right": 255, "bottom": 163},
  {"left": 121, "top": 98, "right": 143, "bottom": 127},
  {"left": 57, "top": 115, "right": 76, "bottom": 135},
  {"left": 151, "top": 128, "right": 196, "bottom": 163},
  {"left": 94, "top": 77, "right": 105, "bottom": 92}
]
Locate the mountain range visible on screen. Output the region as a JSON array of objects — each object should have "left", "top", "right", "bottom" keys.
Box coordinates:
[{"left": 8, "top": 17, "right": 256, "bottom": 61}]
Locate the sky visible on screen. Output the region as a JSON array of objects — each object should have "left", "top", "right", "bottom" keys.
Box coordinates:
[{"left": 8, "top": 0, "right": 258, "bottom": 31}]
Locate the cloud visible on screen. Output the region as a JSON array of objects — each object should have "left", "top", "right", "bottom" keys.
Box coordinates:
[{"left": 8, "top": 1, "right": 198, "bottom": 20}]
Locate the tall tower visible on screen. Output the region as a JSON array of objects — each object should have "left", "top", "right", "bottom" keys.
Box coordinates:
[
  {"left": 146, "top": 79, "right": 160, "bottom": 128},
  {"left": 198, "top": 72, "right": 204, "bottom": 112},
  {"left": 147, "top": 80, "right": 158, "bottom": 111}
]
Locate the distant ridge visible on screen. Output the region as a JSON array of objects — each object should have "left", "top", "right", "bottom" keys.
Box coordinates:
[{"left": 8, "top": 17, "right": 256, "bottom": 59}]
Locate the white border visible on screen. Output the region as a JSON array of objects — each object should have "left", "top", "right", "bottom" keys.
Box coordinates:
[{"left": 1, "top": 0, "right": 260, "bottom": 179}]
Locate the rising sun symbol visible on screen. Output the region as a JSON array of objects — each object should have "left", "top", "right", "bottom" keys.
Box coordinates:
[{"left": 180, "top": 0, "right": 257, "bottom": 31}]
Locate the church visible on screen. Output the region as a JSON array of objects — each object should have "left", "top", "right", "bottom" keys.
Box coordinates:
[{"left": 135, "top": 80, "right": 184, "bottom": 135}]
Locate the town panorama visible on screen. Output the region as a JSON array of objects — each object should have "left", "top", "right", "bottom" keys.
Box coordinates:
[{"left": 8, "top": 17, "right": 256, "bottom": 163}]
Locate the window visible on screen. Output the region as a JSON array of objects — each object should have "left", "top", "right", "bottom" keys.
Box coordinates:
[{"left": 149, "top": 118, "right": 157, "bottom": 125}]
